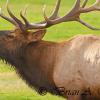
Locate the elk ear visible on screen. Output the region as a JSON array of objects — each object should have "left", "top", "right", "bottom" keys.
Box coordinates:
[{"left": 29, "top": 29, "right": 46, "bottom": 42}]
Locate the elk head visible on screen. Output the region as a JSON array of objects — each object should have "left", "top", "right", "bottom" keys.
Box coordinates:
[{"left": 0, "top": 0, "right": 100, "bottom": 60}]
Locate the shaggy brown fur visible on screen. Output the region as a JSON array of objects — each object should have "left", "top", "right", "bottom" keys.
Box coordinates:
[{"left": 0, "top": 29, "right": 100, "bottom": 100}]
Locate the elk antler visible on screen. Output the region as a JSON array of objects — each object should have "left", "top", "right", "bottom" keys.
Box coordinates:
[
  {"left": 0, "top": 0, "right": 100, "bottom": 31},
  {"left": 0, "top": 8, "right": 17, "bottom": 26},
  {"left": 41, "top": 0, "right": 100, "bottom": 30}
]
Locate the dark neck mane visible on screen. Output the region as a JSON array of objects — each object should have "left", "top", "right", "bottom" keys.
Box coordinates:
[{"left": 2, "top": 41, "right": 59, "bottom": 95}]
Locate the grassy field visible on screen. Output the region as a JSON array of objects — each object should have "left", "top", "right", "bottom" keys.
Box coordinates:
[{"left": 0, "top": 0, "right": 100, "bottom": 100}]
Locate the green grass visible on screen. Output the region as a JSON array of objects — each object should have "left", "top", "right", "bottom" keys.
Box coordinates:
[
  {"left": 0, "top": 72, "right": 64, "bottom": 100},
  {"left": 0, "top": 0, "right": 100, "bottom": 100}
]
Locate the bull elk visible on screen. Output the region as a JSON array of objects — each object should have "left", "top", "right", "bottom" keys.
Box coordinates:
[{"left": 0, "top": 0, "right": 100, "bottom": 100}]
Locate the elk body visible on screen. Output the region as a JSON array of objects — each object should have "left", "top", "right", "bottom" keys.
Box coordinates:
[{"left": 0, "top": 0, "right": 100, "bottom": 100}]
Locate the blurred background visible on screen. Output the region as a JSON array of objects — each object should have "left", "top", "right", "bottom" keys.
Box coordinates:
[{"left": 0, "top": 0, "right": 100, "bottom": 100}]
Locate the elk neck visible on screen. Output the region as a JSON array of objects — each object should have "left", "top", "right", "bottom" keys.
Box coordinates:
[
  {"left": 22, "top": 40, "right": 60, "bottom": 94},
  {"left": 1, "top": 40, "right": 61, "bottom": 95}
]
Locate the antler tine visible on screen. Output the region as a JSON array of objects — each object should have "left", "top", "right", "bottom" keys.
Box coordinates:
[
  {"left": 23, "top": 5, "right": 28, "bottom": 15},
  {"left": 80, "top": 0, "right": 100, "bottom": 13},
  {"left": 69, "top": 0, "right": 80, "bottom": 13},
  {"left": 35, "top": 0, "right": 61, "bottom": 25},
  {"left": 49, "top": 0, "right": 61, "bottom": 19},
  {"left": 94, "top": 0, "right": 100, "bottom": 10},
  {"left": 43, "top": 5, "right": 53, "bottom": 26},
  {"left": 20, "top": 10, "right": 30, "bottom": 27},
  {"left": 78, "top": 19, "right": 100, "bottom": 30},
  {"left": 82, "top": 0, "right": 88, "bottom": 8},
  {"left": 0, "top": 8, "right": 17, "bottom": 26},
  {"left": 7, "top": 6, "right": 25, "bottom": 29},
  {"left": 20, "top": 6, "right": 48, "bottom": 29},
  {"left": 74, "top": 0, "right": 100, "bottom": 30},
  {"left": 5, "top": 0, "right": 27, "bottom": 31}
]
